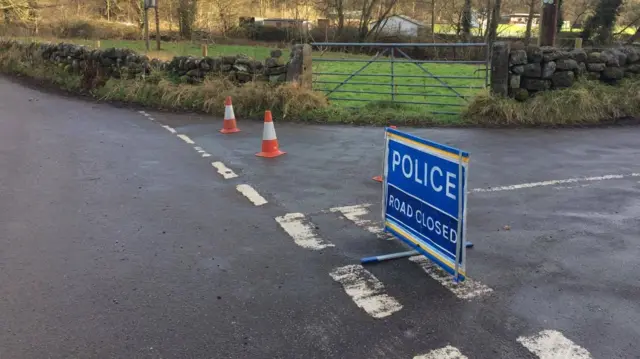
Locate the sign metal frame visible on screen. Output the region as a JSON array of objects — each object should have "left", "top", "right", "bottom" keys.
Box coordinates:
[{"left": 363, "top": 127, "right": 470, "bottom": 282}]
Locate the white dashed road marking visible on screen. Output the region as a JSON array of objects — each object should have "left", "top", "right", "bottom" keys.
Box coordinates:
[
  {"left": 162, "top": 125, "right": 177, "bottom": 134},
  {"left": 329, "top": 264, "right": 402, "bottom": 319},
  {"left": 275, "top": 213, "right": 334, "bottom": 250},
  {"left": 139, "top": 111, "right": 154, "bottom": 120},
  {"left": 139, "top": 113, "right": 230, "bottom": 180},
  {"left": 472, "top": 173, "right": 640, "bottom": 193},
  {"left": 517, "top": 330, "right": 593, "bottom": 359},
  {"left": 236, "top": 184, "right": 267, "bottom": 206},
  {"left": 211, "top": 161, "right": 238, "bottom": 179},
  {"left": 414, "top": 346, "right": 468, "bottom": 359},
  {"left": 329, "top": 204, "right": 386, "bottom": 238},
  {"left": 177, "top": 134, "right": 195, "bottom": 144},
  {"left": 409, "top": 256, "right": 493, "bottom": 300}
]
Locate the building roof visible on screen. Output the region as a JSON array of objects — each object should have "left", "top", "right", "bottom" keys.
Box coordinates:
[
  {"left": 505, "top": 13, "right": 541, "bottom": 17},
  {"left": 262, "top": 18, "right": 305, "bottom": 22},
  {"left": 374, "top": 14, "right": 425, "bottom": 27}
]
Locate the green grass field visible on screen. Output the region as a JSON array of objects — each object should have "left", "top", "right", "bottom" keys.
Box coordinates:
[{"left": 311, "top": 51, "right": 487, "bottom": 116}]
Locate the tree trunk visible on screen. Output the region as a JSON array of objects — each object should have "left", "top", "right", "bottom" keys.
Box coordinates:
[
  {"left": 178, "top": 0, "right": 196, "bottom": 39},
  {"left": 461, "top": 0, "right": 472, "bottom": 41},
  {"left": 336, "top": 0, "right": 344, "bottom": 35},
  {"left": 168, "top": 0, "right": 173, "bottom": 32},
  {"left": 556, "top": 0, "right": 564, "bottom": 34},
  {"left": 487, "top": 0, "right": 501, "bottom": 45},
  {"left": 155, "top": 6, "right": 160, "bottom": 50},
  {"left": 524, "top": 0, "right": 535, "bottom": 44},
  {"left": 483, "top": 0, "right": 492, "bottom": 39},
  {"left": 431, "top": 0, "right": 435, "bottom": 42}
]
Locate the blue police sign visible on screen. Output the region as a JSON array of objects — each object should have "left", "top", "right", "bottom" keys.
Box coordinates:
[{"left": 382, "top": 128, "right": 469, "bottom": 281}]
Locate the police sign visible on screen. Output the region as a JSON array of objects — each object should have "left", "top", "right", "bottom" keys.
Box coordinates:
[{"left": 382, "top": 128, "right": 469, "bottom": 281}]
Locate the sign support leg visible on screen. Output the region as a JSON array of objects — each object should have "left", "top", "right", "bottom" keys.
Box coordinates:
[
  {"left": 361, "top": 250, "right": 419, "bottom": 264},
  {"left": 454, "top": 152, "right": 464, "bottom": 283}
]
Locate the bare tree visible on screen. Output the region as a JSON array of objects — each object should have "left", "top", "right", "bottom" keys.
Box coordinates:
[
  {"left": 486, "top": 0, "right": 501, "bottom": 44},
  {"left": 1, "top": 0, "right": 33, "bottom": 23},
  {"left": 357, "top": 0, "right": 397, "bottom": 41},
  {"left": 460, "top": 0, "right": 472, "bottom": 40},
  {"left": 177, "top": 0, "right": 197, "bottom": 38},
  {"left": 200, "top": 0, "right": 239, "bottom": 35},
  {"left": 524, "top": 0, "right": 536, "bottom": 44}
]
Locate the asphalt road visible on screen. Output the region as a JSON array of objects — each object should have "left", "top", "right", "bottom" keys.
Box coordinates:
[{"left": 1, "top": 76, "right": 639, "bottom": 359}]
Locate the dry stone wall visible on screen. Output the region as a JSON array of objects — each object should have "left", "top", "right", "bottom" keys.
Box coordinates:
[
  {"left": 507, "top": 44, "right": 640, "bottom": 101},
  {"left": 0, "top": 39, "right": 307, "bottom": 86}
]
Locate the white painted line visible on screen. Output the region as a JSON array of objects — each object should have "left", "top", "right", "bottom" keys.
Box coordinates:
[
  {"left": 162, "top": 125, "right": 177, "bottom": 134},
  {"left": 472, "top": 173, "right": 640, "bottom": 193},
  {"left": 330, "top": 204, "right": 386, "bottom": 238},
  {"left": 275, "top": 213, "right": 334, "bottom": 250},
  {"left": 211, "top": 161, "right": 238, "bottom": 179},
  {"left": 177, "top": 134, "right": 195, "bottom": 144},
  {"left": 414, "top": 346, "right": 468, "bottom": 359},
  {"left": 194, "top": 146, "right": 203, "bottom": 151},
  {"left": 236, "top": 184, "right": 267, "bottom": 206},
  {"left": 553, "top": 184, "right": 590, "bottom": 190},
  {"left": 409, "top": 256, "right": 493, "bottom": 300},
  {"left": 329, "top": 264, "right": 402, "bottom": 319},
  {"left": 517, "top": 330, "right": 592, "bottom": 359},
  {"left": 139, "top": 111, "right": 153, "bottom": 120},
  {"left": 202, "top": 153, "right": 211, "bottom": 158}
]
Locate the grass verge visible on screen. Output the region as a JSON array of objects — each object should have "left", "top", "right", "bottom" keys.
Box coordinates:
[
  {"left": 97, "top": 74, "right": 328, "bottom": 120},
  {"left": 463, "top": 80, "right": 640, "bottom": 126}
]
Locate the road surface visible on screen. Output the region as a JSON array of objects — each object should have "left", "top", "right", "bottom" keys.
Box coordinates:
[{"left": 1, "top": 76, "right": 639, "bottom": 358}]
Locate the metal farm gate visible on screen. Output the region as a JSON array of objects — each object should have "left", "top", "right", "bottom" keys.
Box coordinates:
[{"left": 310, "top": 42, "right": 489, "bottom": 116}]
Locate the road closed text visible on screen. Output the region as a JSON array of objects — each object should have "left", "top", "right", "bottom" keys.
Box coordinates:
[{"left": 387, "top": 192, "right": 459, "bottom": 250}]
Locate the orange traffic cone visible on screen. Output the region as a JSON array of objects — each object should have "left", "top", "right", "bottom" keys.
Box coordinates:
[
  {"left": 220, "top": 96, "right": 240, "bottom": 134},
  {"left": 256, "top": 110, "right": 285, "bottom": 158},
  {"left": 373, "top": 125, "right": 397, "bottom": 182}
]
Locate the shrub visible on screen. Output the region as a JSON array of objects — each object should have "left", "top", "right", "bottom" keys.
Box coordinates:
[
  {"left": 463, "top": 79, "right": 640, "bottom": 126},
  {"left": 235, "top": 24, "right": 309, "bottom": 43}
]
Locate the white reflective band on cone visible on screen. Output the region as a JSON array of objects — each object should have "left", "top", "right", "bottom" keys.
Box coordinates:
[
  {"left": 224, "top": 105, "right": 235, "bottom": 120},
  {"left": 262, "top": 122, "right": 277, "bottom": 140}
]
